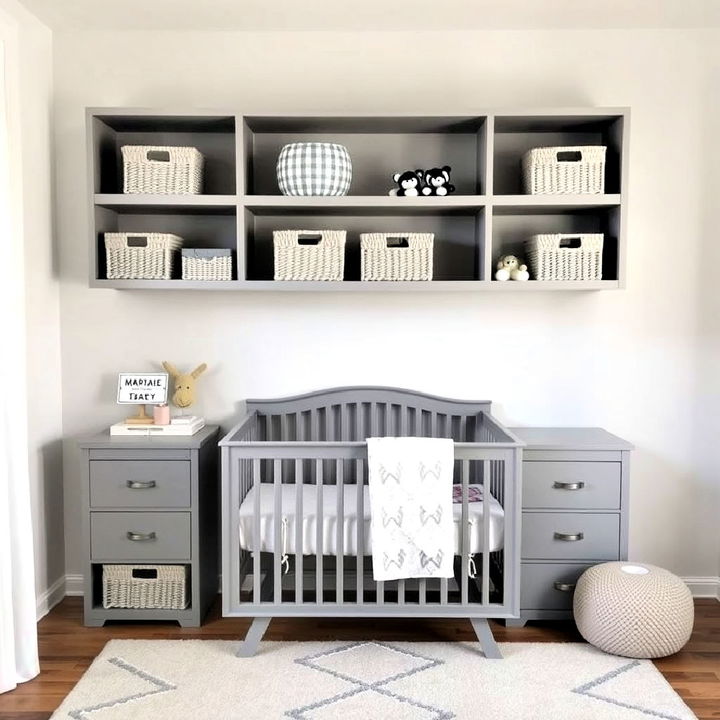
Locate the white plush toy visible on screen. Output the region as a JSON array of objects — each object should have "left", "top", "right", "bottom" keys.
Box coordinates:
[{"left": 495, "top": 255, "right": 530, "bottom": 282}]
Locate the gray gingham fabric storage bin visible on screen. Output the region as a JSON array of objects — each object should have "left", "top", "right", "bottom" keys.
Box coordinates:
[
  {"left": 361, "top": 233, "right": 434, "bottom": 281},
  {"left": 276, "top": 142, "right": 352, "bottom": 196},
  {"left": 522, "top": 146, "right": 606, "bottom": 194},
  {"left": 273, "top": 230, "right": 346, "bottom": 281},
  {"left": 122, "top": 145, "right": 204, "bottom": 195},
  {"left": 182, "top": 248, "right": 232, "bottom": 281},
  {"left": 526, "top": 233, "right": 604, "bottom": 281},
  {"left": 102, "top": 564, "right": 189, "bottom": 609},
  {"left": 104, "top": 232, "right": 183, "bottom": 280}
]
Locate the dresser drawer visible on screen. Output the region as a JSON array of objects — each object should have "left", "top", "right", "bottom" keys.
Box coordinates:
[
  {"left": 522, "top": 512, "right": 620, "bottom": 560},
  {"left": 523, "top": 462, "right": 621, "bottom": 510},
  {"left": 90, "top": 512, "right": 191, "bottom": 561},
  {"left": 521, "top": 563, "right": 593, "bottom": 610},
  {"left": 90, "top": 461, "right": 191, "bottom": 508}
]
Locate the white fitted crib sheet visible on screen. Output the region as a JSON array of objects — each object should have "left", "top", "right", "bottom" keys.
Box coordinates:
[{"left": 238, "top": 484, "right": 504, "bottom": 556}]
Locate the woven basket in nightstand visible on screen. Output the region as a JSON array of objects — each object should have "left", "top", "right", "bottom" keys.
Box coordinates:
[
  {"left": 122, "top": 145, "right": 204, "bottom": 195},
  {"left": 102, "top": 565, "right": 189, "bottom": 609}
]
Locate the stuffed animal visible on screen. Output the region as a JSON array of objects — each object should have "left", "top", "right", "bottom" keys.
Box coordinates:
[
  {"left": 162, "top": 361, "right": 207, "bottom": 409},
  {"left": 421, "top": 166, "right": 455, "bottom": 196},
  {"left": 495, "top": 255, "right": 530, "bottom": 282},
  {"left": 389, "top": 169, "right": 424, "bottom": 197}
]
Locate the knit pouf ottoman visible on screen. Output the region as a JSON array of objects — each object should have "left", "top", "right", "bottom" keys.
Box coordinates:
[{"left": 573, "top": 562, "right": 694, "bottom": 658}]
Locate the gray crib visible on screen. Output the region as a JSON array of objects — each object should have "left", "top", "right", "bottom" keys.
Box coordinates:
[{"left": 220, "top": 387, "right": 523, "bottom": 658}]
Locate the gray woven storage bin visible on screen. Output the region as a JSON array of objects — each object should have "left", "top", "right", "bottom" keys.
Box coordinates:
[
  {"left": 182, "top": 248, "right": 232, "bottom": 281},
  {"left": 102, "top": 565, "right": 189, "bottom": 609},
  {"left": 273, "top": 230, "right": 346, "bottom": 281},
  {"left": 122, "top": 145, "right": 204, "bottom": 195},
  {"left": 104, "top": 233, "right": 183, "bottom": 280},
  {"left": 361, "top": 232, "right": 434, "bottom": 281},
  {"left": 522, "top": 146, "right": 606, "bottom": 195},
  {"left": 526, "top": 233, "right": 604, "bottom": 281}
]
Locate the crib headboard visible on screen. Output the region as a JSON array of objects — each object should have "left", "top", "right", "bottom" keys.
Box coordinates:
[{"left": 245, "top": 386, "right": 492, "bottom": 417}]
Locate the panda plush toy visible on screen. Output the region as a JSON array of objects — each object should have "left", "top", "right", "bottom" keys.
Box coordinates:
[
  {"left": 422, "top": 166, "right": 455, "bottom": 196},
  {"left": 389, "top": 169, "right": 424, "bottom": 197}
]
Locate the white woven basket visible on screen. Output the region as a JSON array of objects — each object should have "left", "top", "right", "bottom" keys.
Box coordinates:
[
  {"left": 273, "top": 230, "right": 346, "bottom": 281},
  {"left": 102, "top": 565, "right": 188, "bottom": 609},
  {"left": 105, "top": 232, "right": 183, "bottom": 280},
  {"left": 122, "top": 145, "right": 204, "bottom": 195},
  {"left": 522, "top": 146, "right": 606, "bottom": 194},
  {"left": 526, "top": 233, "right": 604, "bottom": 281},
  {"left": 182, "top": 249, "right": 232, "bottom": 281},
  {"left": 360, "top": 233, "right": 433, "bottom": 281}
]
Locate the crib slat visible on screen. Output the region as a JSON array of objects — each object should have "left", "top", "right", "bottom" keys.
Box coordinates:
[
  {"left": 431, "top": 412, "right": 437, "bottom": 439},
  {"left": 398, "top": 579, "right": 405, "bottom": 605},
  {"left": 295, "top": 460, "right": 303, "bottom": 604},
  {"left": 273, "top": 459, "right": 282, "bottom": 604},
  {"left": 440, "top": 577, "right": 448, "bottom": 605},
  {"left": 376, "top": 580, "right": 384, "bottom": 605},
  {"left": 316, "top": 459, "right": 323, "bottom": 604},
  {"left": 356, "top": 458, "right": 364, "bottom": 604},
  {"left": 482, "top": 460, "right": 491, "bottom": 605},
  {"left": 328, "top": 405, "right": 336, "bottom": 442},
  {"left": 253, "top": 459, "right": 261, "bottom": 604},
  {"left": 336, "top": 460, "right": 344, "bottom": 604},
  {"left": 281, "top": 414, "right": 289, "bottom": 443},
  {"left": 461, "top": 459, "right": 470, "bottom": 606},
  {"left": 459, "top": 415, "right": 467, "bottom": 442},
  {"left": 400, "top": 405, "right": 407, "bottom": 437},
  {"left": 419, "top": 578, "right": 426, "bottom": 605}
]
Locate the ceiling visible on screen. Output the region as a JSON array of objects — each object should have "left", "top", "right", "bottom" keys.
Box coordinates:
[{"left": 17, "top": 0, "right": 720, "bottom": 31}]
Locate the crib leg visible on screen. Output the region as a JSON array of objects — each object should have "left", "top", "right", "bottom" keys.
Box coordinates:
[
  {"left": 470, "top": 618, "right": 503, "bottom": 659},
  {"left": 236, "top": 617, "right": 272, "bottom": 658}
]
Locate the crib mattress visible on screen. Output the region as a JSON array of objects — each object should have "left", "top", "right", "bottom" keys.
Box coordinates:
[{"left": 238, "top": 484, "right": 504, "bottom": 556}]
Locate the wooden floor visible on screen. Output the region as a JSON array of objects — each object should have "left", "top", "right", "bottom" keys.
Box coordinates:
[{"left": 1, "top": 597, "right": 718, "bottom": 719}]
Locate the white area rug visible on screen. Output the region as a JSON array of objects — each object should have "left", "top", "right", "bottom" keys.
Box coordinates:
[{"left": 50, "top": 640, "right": 696, "bottom": 720}]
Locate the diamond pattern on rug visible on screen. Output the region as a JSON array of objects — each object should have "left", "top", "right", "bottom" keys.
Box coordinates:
[
  {"left": 67, "top": 657, "right": 176, "bottom": 720},
  {"left": 573, "top": 660, "right": 687, "bottom": 720},
  {"left": 289, "top": 642, "right": 452, "bottom": 720}
]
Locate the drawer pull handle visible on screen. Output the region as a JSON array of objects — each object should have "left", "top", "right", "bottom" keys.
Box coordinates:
[
  {"left": 554, "top": 582, "right": 576, "bottom": 592},
  {"left": 553, "top": 481, "right": 585, "bottom": 491},
  {"left": 126, "top": 531, "right": 157, "bottom": 542},
  {"left": 126, "top": 480, "right": 156, "bottom": 489},
  {"left": 554, "top": 532, "right": 584, "bottom": 542}
]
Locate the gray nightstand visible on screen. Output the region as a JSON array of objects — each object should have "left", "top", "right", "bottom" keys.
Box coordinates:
[
  {"left": 507, "top": 427, "right": 633, "bottom": 626},
  {"left": 78, "top": 426, "right": 220, "bottom": 627}
]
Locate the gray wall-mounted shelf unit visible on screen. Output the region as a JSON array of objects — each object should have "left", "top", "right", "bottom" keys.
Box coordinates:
[{"left": 87, "top": 108, "right": 629, "bottom": 291}]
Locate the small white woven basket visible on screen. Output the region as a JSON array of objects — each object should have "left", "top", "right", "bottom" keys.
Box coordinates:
[
  {"left": 522, "top": 146, "right": 606, "bottom": 194},
  {"left": 273, "top": 230, "right": 346, "bottom": 281},
  {"left": 526, "top": 233, "right": 604, "bottom": 281},
  {"left": 182, "top": 249, "right": 232, "bottom": 281},
  {"left": 360, "top": 233, "right": 434, "bottom": 281},
  {"left": 105, "top": 232, "right": 183, "bottom": 280},
  {"left": 102, "top": 565, "right": 189, "bottom": 609},
  {"left": 122, "top": 145, "right": 204, "bottom": 195}
]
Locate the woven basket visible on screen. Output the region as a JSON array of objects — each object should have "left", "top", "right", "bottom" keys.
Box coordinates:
[
  {"left": 102, "top": 565, "right": 189, "bottom": 609},
  {"left": 122, "top": 145, "right": 204, "bottom": 195},
  {"left": 361, "top": 233, "right": 434, "bottom": 281},
  {"left": 522, "top": 146, "right": 606, "bottom": 194},
  {"left": 273, "top": 230, "right": 346, "bottom": 281},
  {"left": 526, "top": 233, "right": 604, "bottom": 281},
  {"left": 182, "top": 248, "right": 232, "bottom": 281},
  {"left": 276, "top": 143, "right": 352, "bottom": 196},
  {"left": 105, "top": 233, "right": 183, "bottom": 280}
]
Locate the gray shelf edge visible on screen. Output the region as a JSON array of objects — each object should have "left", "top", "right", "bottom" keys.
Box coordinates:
[{"left": 95, "top": 193, "right": 237, "bottom": 208}]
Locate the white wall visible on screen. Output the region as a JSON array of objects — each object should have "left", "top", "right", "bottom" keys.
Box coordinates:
[
  {"left": 0, "top": 0, "right": 64, "bottom": 615},
  {"left": 52, "top": 29, "right": 720, "bottom": 589}
]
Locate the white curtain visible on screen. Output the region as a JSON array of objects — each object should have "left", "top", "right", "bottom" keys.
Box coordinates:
[{"left": 0, "top": 20, "right": 40, "bottom": 694}]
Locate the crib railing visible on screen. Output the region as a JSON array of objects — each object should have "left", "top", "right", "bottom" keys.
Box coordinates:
[{"left": 222, "top": 408, "right": 522, "bottom": 619}]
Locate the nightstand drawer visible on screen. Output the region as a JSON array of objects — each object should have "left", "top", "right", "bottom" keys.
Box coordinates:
[
  {"left": 522, "top": 512, "right": 620, "bottom": 560},
  {"left": 523, "top": 462, "right": 621, "bottom": 509},
  {"left": 91, "top": 512, "right": 191, "bottom": 561},
  {"left": 90, "top": 461, "right": 191, "bottom": 508},
  {"left": 521, "top": 563, "right": 593, "bottom": 610}
]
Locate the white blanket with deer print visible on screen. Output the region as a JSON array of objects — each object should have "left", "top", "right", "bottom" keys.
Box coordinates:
[{"left": 367, "top": 436, "right": 455, "bottom": 581}]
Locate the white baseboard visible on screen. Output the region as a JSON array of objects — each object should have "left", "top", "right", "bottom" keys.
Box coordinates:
[
  {"left": 36, "top": 575, "right": 67, "bottom": 621},
  {"left": 65, "top": 573, "right": 84, "bottom": 596},
  {"left": 682, "top": 576, "right": 720, "bottom": 599}
]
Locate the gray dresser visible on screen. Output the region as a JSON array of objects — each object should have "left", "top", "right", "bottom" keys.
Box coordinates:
[
  {"left": 78, "top": 426, "right": 220, "bottom": 627},
  {"left": 508, "top": 427, "right": 633, "bottom": 626}
]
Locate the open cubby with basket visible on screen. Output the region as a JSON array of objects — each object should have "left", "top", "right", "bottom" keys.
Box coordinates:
[{"left": 87, "top": 108, "right": 629, "bottom": 290}]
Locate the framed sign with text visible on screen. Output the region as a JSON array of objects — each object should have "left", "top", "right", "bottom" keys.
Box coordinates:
[{"left": 117, "top": 373, "right": 168, "bottom": 424}]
